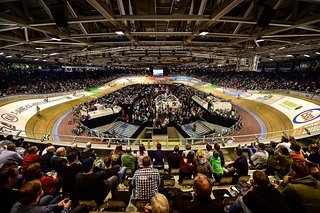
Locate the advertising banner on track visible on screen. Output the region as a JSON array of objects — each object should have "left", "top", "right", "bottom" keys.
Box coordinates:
[
  {"left": 114, "top": 78, "right": 129, "bottom": 85},
  {"left": 169, "top": 76, "right": 192, "bottom": 82},
  {"left": 216, "top": 88, "right": 253, "bottom": 98},
  {"left": 245, "top": 94, "right": 284, "bottom": 105},
  {"left": 270, "top": 96, "right": 320, "bottom": 128},
  {"left": 0, "top": 92, "right": 91, "bottom": 136}
]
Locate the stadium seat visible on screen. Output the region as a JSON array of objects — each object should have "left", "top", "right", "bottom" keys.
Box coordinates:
[
  {"left": 164, "top": 178, "right": 175, "bottom": 187},
  {"left": 78, "top": 200, "right": 99, "bottom": 210},
  {"left": 181, "top": 179, "right": 194, "bottom": 187},
  {"left": 238, "top": 175, "right": 250, "bottom": 183},
  {"left": 170, "top": 168, "right": 179, "bottom": 175},
  {"left": 105, "top": 200, "right": 127, "bottom": 211},
  {"left": 131, "top": 199, "right": 150, "bottom": 212},
  {"left": 219, "top": 177, "right": 233, "bottom": 185}
]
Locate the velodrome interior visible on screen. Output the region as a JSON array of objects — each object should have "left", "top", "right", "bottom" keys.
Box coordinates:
[{"left": 0, "top": 0, "right": 320, "bottom": 213}]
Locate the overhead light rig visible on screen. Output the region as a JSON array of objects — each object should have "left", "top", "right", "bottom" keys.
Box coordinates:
[{"left": 71, "top": 46, "right": 186, "bottom": 57}]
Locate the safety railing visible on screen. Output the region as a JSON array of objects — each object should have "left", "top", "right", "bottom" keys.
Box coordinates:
[{"left": 1, "top": 122, "right": 319, "bottom": 149}]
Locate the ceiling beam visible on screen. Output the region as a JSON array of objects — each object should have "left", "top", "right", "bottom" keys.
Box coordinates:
[
  {"left": 117, "top": 0, "right": 127, "bottom": 27},
  {"left": 228, "top": 13, "right": 320, "bottom": 45},
  {"left": 233, "top": 1, "right": 254, "bottom": 34},
  {"left": 38, "top": 0, "right": 54, "bottom": 20},
  {"left": 184, "top": 0, "right": 244, "bottom": 44},
  {"left": 128, "top": 0, "right": 134, "bottom": 28},
  {"left": 28, "top": 15, "right": 295, "bottom": 27},
  {"left": 194, "top": 0, "right": 207, "bottom": 27},
  {"left": 0, "top": 12, "right": 93, "bottom": 46},
  {"left": 0, "top": 42, "right": 25, "bottom": 50},
  {"left": 0, "top": 26, "right": 19, "bottom": 32},
  {"left": 298, "top": 26, "right": 320, "bottom": 33},
  {"left": 24, "top": 27, "right": 28, "bottom": 42},
  {"left": 164, "top": 0, "right": 175, "bottom": 35},
  {"left": 0, "top": 34, "right": 25, "bottom": 43},
  {"left": 66, "top": 1, "right": 88, "bottom": 35},
  {"left": 186, "top": 0, "right": 194, "bottom": 29},
  {"left": 86, "top": 0, "right": 136, "bottom": 43},
  {"left": 70, "top": 31, "right": 251, "bottom": 39},
  {"left": 263, "top": 33, "right": 320, "bottom": 38},
  {"left": 116, "top": 14, "right": 211, "bottom": 21},
  {"left": 71, "top": 32, "right": 114, "bottom": 38}
]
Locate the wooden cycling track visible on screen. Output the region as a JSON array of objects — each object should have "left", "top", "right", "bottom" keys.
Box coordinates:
[{"left": 7, "top": 78, "right": 309, "bottom": 144}]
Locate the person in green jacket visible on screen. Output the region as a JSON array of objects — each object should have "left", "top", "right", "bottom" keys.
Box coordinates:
[
  {"left": 278, "top": 162, "right": 320, "bottom": 213},
  {"left": 210, "top": 151, "right": 224, "bottom": 183},
  {"left": 121, "top": 146, "right": 136, "bottom": 175},
  {"left": 267, "top": 146, "right": 293, "bottom": 177}
]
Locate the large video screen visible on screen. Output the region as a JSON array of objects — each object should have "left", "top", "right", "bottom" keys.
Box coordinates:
[{"left": 153, "top": 69, "right": 163, "bottom": 76}]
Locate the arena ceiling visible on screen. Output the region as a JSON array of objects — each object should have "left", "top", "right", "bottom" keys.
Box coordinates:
[{"left": 0, "top": 0, "right": 320, "bottom": 67}]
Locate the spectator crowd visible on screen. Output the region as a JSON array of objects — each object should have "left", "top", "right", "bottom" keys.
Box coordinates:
[
  {"left": 1, "top": 67, "right": 320, "bottom": 96},
  {"left": 0, "top": 133, "right": 319, "bottom": 213}
]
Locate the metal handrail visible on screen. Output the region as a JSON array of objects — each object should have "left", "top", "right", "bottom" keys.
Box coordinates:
[{"left": 1, "top": 121, "right": 319, "bottom": 148}]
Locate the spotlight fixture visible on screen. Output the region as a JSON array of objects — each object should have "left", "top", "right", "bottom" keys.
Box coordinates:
[
  {"left": 115, "top": 30, "right": 124, "bottom": 35},
  {"left": 255, "top": 38, "right": 265, "bottom": 43},
  {"left": 199, "top": 31, "right": 209, "bottom": 36},
  {"left": 6, "top": 55, "right": 12, "bottom": 58},
  {"left": 51, "top": 35, "right": 62, "bottom": 41},
  {"left": 286, "top": 55, "right": 294, "bottom": 57},
  {"left": 49, "top": 53, "right": 59, "bottom": 56},
  {"left": 316, "top": 51, "right": 320, "bottom": 55},
  {"left": 0, "top": 52, "right": 3, "bottom": 55},
  {"left": 304, "top": 54, "right": 310, "bottom": 57},
  {"left": 36, "top": 47, "right": 44, "bottom": 50},
  {"left": 278, "top": 46, "right": 285, "bottom": 50}
]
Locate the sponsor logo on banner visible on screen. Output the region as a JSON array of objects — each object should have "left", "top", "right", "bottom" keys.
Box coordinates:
[
  {"left": 280, "top": 101, "right": 303, "bottom": 110},
  {"left": 293, "top": 108, "right": 320, "bottom": 124},
  {"left": 240, "top": 93, "right": 253, "bottom": 98},
  {"left": 0, "top": 121, "right": 16, "bottom": 130},
  {"left": 73, "top": 93, "right": 86, "bottom": 98},
  {"left": 221, "top": 86, "right": 247, "bottom": 93},
  {"left": 10, "top": 96, "right": 74, "bottom": 115},
  {"left": 1, "top": 113, "right": 18, "bottom": 122},
  {"left": 223, "top": 89, "right": 252, "bottom": 98},
  {"left": 114, "top": 79, "right": 128, "bottom": 85},
  {"left": 169, "top": 76, "right": 192, "bottom": 82},
  {"left": 257, "top": 94, "right": 273, "bottom": 100}
]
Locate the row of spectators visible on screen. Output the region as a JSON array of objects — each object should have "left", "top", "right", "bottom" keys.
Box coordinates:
[
  {"left": 0, "top": 133, "right": 320, "bottom": 212},
  {"left": 0, "top": 68, "right": 142, "bottom": 96},
  {"left": 1, "top": 67, "right": 319, "bottom": 96},
  {"left": 178, "top": 69, "right": 320, "bottom": 94}
]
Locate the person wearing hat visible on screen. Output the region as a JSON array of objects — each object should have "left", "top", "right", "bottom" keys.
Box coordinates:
[{"left": 74, "top": 157, "right": 118, "bottom": 205}]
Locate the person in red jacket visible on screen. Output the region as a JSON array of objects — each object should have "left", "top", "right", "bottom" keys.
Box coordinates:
[
  {"left": 178, "top": 151, "right": 196, "bottom": 184},
  {"left": 23, "top": 163, "right": 61, "bottom": 196},
  {"left": 23, "top": 146, "right": 41, "bottom": 172}
]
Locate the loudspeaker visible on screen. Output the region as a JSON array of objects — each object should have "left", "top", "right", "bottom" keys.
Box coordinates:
[
  {"left": 257, "top": 7, "right": 275, "bottom": 28},
  {"left": 51, "top": 6, "right": 68, "bottom": 28},
  {"left": 163, "top": 66, "right": 169, "bottom": 76},
  {"left": 147, "top": 66, "right": 153, "bottom": 76}
]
